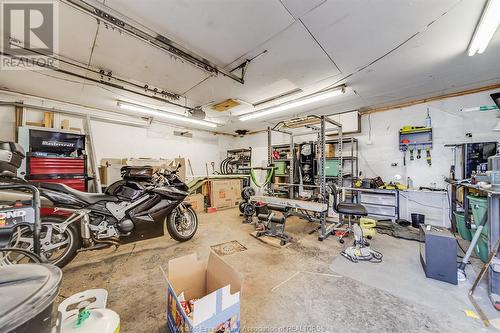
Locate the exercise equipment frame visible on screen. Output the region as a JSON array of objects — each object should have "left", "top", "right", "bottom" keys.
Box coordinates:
[{"left": 266, "top": 115, "right": 343, "bottom": 240}]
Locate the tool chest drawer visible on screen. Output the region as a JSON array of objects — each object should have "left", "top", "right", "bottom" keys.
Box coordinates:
[
  {"left": 28, "top": 157, "right": 86, "bottom": 176},
  {"left": 359, "top": 192, "right": 397, "bottom": 206},
  {"left": 362, "top": 203, "right": 397, "bottom": 217}
]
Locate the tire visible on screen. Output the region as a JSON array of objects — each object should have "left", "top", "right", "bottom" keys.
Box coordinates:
[
  {"left": 48, "top": 223, "right": 80, "bottom": 268},
  {"left": 11, "top": 217, "right": 81, "bottom": 268},
  {"left": 166, "top": 206, "right": 198, "bottom": 242}
]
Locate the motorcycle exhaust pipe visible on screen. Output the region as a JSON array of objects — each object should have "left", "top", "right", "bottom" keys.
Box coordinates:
[
  {"left": 77, "top": 243, "right": 110, "bottom": 253},
  {"left": 81, "top": 214, "right": 91, "bottom": 240}
]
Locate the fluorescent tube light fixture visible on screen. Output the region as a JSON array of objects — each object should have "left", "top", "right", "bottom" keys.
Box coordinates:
[
  {"left": 461, "top": 105, "right": 499, "bottom": 112},
  {"left": 468, "top": 0, "right": 500, "bottom": 56},
  {"left": 239, "top": 86, "right": 346, "bottom": 121},
  {"left": 117, "top": 101, "right": 218, "bottom": 128}
]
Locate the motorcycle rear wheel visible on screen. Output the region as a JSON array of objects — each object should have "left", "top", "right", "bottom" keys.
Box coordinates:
[
  {"left": 166, "top": 206, "right": 198, "bottom": 242},
  {"left": 6, "top": 217, "right": 80, "bottom": 268}
]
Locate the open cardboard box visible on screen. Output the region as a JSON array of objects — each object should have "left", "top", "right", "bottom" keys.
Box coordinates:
[{"left": 165, "top": 251, "right": 242, "bottom": 332}]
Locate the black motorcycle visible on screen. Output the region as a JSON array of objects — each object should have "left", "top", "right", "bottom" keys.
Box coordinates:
[{"left": 0, "top": 142, "right": 198, "bottom": 268}]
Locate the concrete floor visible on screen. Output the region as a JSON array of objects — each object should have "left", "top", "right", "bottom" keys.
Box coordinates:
[{"left": 58, "top": 209, "right": 497, "bottom": 332}]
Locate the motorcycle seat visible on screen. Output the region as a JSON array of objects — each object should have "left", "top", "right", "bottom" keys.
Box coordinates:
[{"left": 38, "top": 182, "right": 120, "bottom": 204}]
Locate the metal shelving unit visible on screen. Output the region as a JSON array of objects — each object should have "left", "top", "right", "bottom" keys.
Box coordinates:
[
  {"left": 226, "top": 148, "right": 252, "bottom": 174},
  {"left": 323, "top": 137, "right": 358, "bottom": 189},
  {"left": 270, "top": 143, "right": 296, "bottom": 197}
]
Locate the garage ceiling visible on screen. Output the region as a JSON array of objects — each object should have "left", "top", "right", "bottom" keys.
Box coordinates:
[{"left": 1, "top": 0, "right": 499, "bottom": 132}]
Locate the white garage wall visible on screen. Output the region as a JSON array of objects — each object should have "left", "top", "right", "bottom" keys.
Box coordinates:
[
  {"left": 355, "top": 90, "right": 499, "bottom": 189},
  {"left": 90, "top": 120, "right": 233, "bottom": 176},
  {"left": 233, "top": 89, "right": 500, "bottom": 189},
  {"left": 0, "top": 93, "right": 235, "bottom": 177},
  {"left": 1, "top": 89, "right": 499, "bottom": 185},
  {"left": 0, "top": 106, "right": 16, "bottom": 141}
]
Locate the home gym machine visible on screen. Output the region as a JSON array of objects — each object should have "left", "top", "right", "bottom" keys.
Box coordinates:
[{"left": 249, "top": 115, "right": 346, "bottom": 241}]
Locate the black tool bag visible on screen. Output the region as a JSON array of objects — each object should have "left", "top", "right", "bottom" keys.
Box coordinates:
[
  {"left": 120, "top": 166, "right": 153, "bottom": 180},
  {"left": 0, "top": 142, "right": 25, "bottom": 177}
]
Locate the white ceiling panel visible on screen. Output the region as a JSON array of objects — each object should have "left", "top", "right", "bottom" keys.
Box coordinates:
[
  {"left": 2, "top": 0, "right": 500, "bottom": 133},
  {"left": 102, "top": 0, "right": 295, "bottom": 66},
  {"left": 222, "top": 93, "right": 364, "bottom": 132},
  {"left": 89, "top": 25, "right": 210, "bottom": 95},
  {"left": 346, "top": 0, "right": 500, "bottom": 107},
  {"left": 280, "top": 0, "right": 327, "bottom": 19},
  {"left": 57, "top": 2, "right": 97, "bottom": 64},
  {"left": 0, "top": 70, "right": 86, "bottom": 102},
  {"left": 185, "top": 22, "right": 341, "bottom": 106},
  {"left": 301, "top": 0, "right": 461, "bottom": 74}
]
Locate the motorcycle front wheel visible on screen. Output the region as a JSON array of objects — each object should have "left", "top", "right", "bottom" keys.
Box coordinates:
[{"left": 166, "top": 206, "right": 198, "bottom": 242}]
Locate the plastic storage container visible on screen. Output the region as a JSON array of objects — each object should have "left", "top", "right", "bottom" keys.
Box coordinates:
[
  {"left": 273, "top": 161, "right": 288, "bottom": 175},
  {"left": 0, "top": 264, "right": 62, "bottom": 333},
  {"left": 325, "top": 160, "right": 340, "bottom": 177},
  {"left": 411, "top": 213, "right": 425, "bottom": 228},
  {"left": 454, "top": 211, "right": 472, "bottom": 241},
  {"left": 470, "top": 228, "right": 489, "bottom": 263},
  {"left": 468, "top": 195, "right": 488, "bottom": 237}
]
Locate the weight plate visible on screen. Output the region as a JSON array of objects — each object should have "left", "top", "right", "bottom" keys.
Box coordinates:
[
  {"left": 241, "top": 186, "right": 256, "bottom": 200},
  {"left": 239, "top": 201, "right": 246, "bottom": 213},
  {"left": 243, "top": 203, "right": 256, "bottom": 216}
]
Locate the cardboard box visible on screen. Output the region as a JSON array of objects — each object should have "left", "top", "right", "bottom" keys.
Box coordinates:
[
  {"left": 100, "top": 165, "right": 123, "bottom": 186},
  {"left": 61, "top": 119, "right": 70, "bottom": 130},
  {"left": 101, "top": 158, "right": 124, "bottom": 167},
  {"left": 43, "top": 111, "right": 53, "bottom": 128},
  {"left": 100, "top": 158, "right": 126, "bottom": 186},
  {"left": 166, "top": 252, "right": 242, "bottom": 333},
  {"left": 187, "top": 194, "right": 205, "bottom": 213},
  {"left": 210, "top": 180, "right": 232, "bottom": 209},
  {"left": 174, "top": 158, "right": 186, "bottom": 182},
  {"left": 210, "top": 179, "right": 242, "bottom": 210},
  {"left": 325, "top": 144, "right": 336, "bottom": 158},
  {"left": 230, "top": 179, "right": 243, "bottom": 208}
]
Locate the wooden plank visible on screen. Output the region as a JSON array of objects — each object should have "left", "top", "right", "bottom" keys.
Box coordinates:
[
  {"left": 361, "top": 82, "right": 500, "bottom": 115},
  {"left": 14, "top": 105, "right": 23, "bottom": 141},
  {"left": 250, "top": 231, "right": 291, "bottom": 248},
  {"left": 43, "top": 111, "right": 53, "bottom": 128}
]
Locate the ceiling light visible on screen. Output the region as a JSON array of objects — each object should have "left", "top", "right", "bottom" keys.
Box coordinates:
[
  {"left": 117, "top": 101, "right": 218, "bottom": 128},
  {"left": 461, "top": 105, "right": 499, "bottom": 112},
  {"left": 239, "top": 86, "right": 346, "bottom": 121},
  {"left": 468, "top": 0, "right": 500, "bottom": 56}
]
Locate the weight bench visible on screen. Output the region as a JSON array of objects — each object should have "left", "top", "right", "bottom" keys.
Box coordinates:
[{"left": 255, "top": 204, "right": 292, "bottom": 246}]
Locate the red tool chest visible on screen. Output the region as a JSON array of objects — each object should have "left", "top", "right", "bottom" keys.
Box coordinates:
[{"left": 23, "top": 129, "right": 88, "bottom": 192}]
